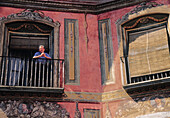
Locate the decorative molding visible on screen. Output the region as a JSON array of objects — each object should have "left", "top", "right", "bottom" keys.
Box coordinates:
[
  {"left": 124, "top": 16, "right": 168, "bottom": 29},
  {"left": 0, "top": 88, "right": 169, "bottom": 103},
  {"left": 64, "top": 89, "right": 129, "bottom": 102},
  {"left": 7, "top": 23, "right": 52, "bottom": 33},
  {"left": 120, "top": 1, "right": 164, "bottom": 22},
  {"left": 115, "top": 1, "right": 165, "bottom": 47},
  {"left": 115, "top": 94, "right": 170, "bottom": 118},
  {"left": 7, "top": 9, "right": 52, "bottom": 21},
  {"left": 0, "top": 100, "right": 70, "bottom": 118},
  {"left": 129, "top": 1, "right": 164, "bottom": 15},
  {"left": 0, "top": 0, "right": 147, "bottom": 14},
  {"left": 63, "top": 91, "right": 102, "bottom": 102},
  {"left": 101, "top": 89, "right": 129, "bottom": 102},
  {"left": 0, "top": 9, "right": 60, "bottom": 26}
]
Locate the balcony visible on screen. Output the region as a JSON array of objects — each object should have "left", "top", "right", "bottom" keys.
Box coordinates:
[
  {"left": 124, "top": 70, "right": 170, "bottom": 94},
  {"left": 129, "top": 70, "right": 170, "bottom": 84},
  {"left": 0, "top": 56, "right": 64, "bottom": 94}
]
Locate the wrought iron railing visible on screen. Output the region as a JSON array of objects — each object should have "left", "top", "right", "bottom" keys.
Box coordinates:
[
  {"left": 129, "top": 70, "right": 170, "bottom": 85},
  {"left": 0, "top": 56, "right": 64, "bottom": 89}
]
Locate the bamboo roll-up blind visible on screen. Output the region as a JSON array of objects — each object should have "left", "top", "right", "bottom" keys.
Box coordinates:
[{"left": 128, "top": 25, "right": 170, "bottom": 77}]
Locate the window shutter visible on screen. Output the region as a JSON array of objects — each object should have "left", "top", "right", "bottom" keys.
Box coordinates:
[{"left": 128, "top": 25, "right": 170, "bottom": 77}]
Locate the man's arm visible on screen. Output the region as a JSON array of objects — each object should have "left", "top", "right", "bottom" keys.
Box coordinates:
[
  {"left": 33, "top": 52, "right": 43, "bottom": 59},
  {"left": 44, "top": 53, "right": 51, "bottom": 59},
  {"left": 33, "top": 55, "right": 41, "bottom": 58},
  {"left": 33, "top": 52, "right": 51, "bottom": 59}
]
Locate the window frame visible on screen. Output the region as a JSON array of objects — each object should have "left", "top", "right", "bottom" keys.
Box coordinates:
[
  {"left": 83, "top": 109, "right": 101, "bottom": 118},
  {"left": 98, "top": 18, "right": 114, "bottom": 85},
  {"left": 0, "top": 11, "right": 62, "bottom": 95},
  {"left": 121, "top": 15, "right": 170, "bottom": 85},
  {"left": 64, "top": 19, "right": 80, "bottom": 85}
]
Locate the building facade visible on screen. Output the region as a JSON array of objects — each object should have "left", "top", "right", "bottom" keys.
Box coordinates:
[{"left": 0, "top": 0, "right": 169, "bottom": 117}]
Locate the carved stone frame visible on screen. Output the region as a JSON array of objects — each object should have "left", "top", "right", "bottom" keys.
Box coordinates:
[
  {"left": 0, "top": 9, "right": 61, "bottom": 90},
  {"left": 0, "top": 9, "right": 60, "bottom": 59}
]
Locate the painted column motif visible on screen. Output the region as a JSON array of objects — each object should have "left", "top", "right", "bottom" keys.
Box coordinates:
[{"left": 68, "top": 22, "right": 75, "bottom": 80}]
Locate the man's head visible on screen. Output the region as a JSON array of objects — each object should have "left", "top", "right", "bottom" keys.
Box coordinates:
[{"left": 39, "top": 45, "right": 45, "bottom": 53}]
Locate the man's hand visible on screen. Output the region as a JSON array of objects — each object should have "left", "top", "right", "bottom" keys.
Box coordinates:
[
  {"left": 43, "top": 53, "right": 51, "bottom": 59},
  {"left": 33, "top": 52, "right": 51, "bottom": 59},
  {"left": 40, "top": 53, "right": 45, "bottom": 57},
  {"left": 33, "top": 53, "right": 45, "bottom": 58},
  {"left": 41, "top": 53, "right": 51, "bottom": 59}
]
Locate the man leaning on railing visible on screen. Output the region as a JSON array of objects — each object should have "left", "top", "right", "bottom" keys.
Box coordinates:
[
  {"left": 33, "top": 45, "right": 51, "bottom": 63},
  {"left": 32, "top": 45, "right": 52, "bottom": 87}
]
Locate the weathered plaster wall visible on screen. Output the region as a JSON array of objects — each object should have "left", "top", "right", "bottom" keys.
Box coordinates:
[
  {"left": 0, "top": 0, "right": 169, "bottom": 117},
  {"left": 97, "top": 0, "right": 170, "bottom": 117},
  {"left": 97, "top": 0, "right": 170, "bottom": 93},
  {"left": 97, "top": 6, "right": 134, "bottom": 92},
  {"left": 0, "top": 7, "right": 103, "bottom": 117}
]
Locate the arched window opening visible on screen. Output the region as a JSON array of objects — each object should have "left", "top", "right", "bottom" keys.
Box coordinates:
[
  {"left": 0, "top": 9, "right": 64, "bottom": 94},
  {"left": 122, "top": 14, "right": 170, "bottom": 85}
]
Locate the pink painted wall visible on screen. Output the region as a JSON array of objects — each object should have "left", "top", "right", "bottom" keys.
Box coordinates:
[
  {"left": 0, "top": 0, "right": 169, "bottom": 94},
  {"left": 98, "top": 0, "right": 170, "bottom": 117},
  {"left": 0, "top": 0, "right": 169, "bottom": 117},
  {"left": 58, "top": 102, "right": 102, "bottom": 118},
  {"left": 97, "top": 6, "right": 134, "bottom": 92}
]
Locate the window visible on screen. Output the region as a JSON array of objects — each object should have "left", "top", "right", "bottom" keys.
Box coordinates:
[
  {"left": 0, "top": 21, "right": 64, "bottom": 90},
  {"left": 84, "top": 109, "right": 100, "bottom": 118},
  {"left": 0, "top": 9, "right": 63, "bottom": 94},
  {"left": 98, "top": 19, "right": 114, "bottom": 85},
  {"left": 122, "top": 14, "right": 170, "bottom": 85},
  {"left": 64, "top": 19, "right": 79, "bottom": 84}
]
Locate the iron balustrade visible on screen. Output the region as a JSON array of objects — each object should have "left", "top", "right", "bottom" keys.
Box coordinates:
[
  {"left": 129, "top": 70, "right": 170, "bottom": 85},
  {"left": 0, "top": 56, "right": 64, "bottom": 89}
]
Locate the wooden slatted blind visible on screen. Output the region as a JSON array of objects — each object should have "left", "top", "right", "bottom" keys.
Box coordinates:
[{"left": 128, "top": 25, "right": 170, "bottom": 77}]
